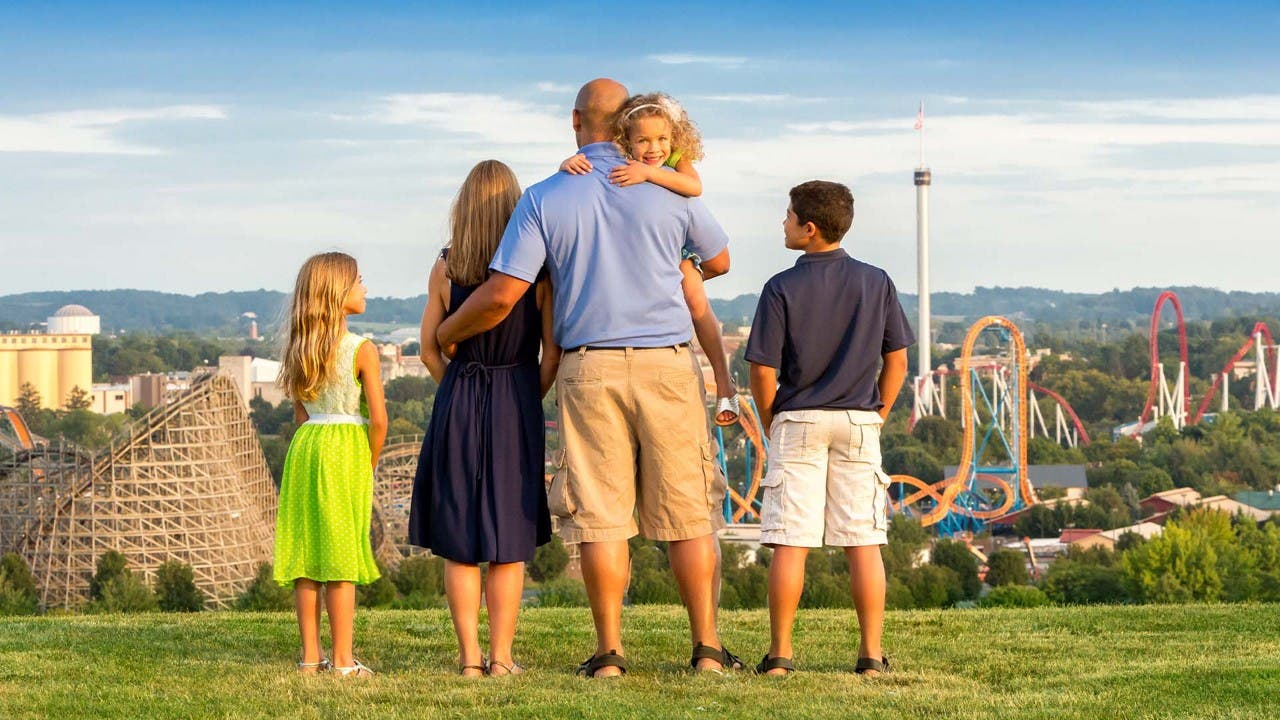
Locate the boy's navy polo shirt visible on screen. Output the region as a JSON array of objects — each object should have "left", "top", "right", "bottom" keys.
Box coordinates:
[{"left": 745, "top": 248, "right": 915, "bottom": 414}]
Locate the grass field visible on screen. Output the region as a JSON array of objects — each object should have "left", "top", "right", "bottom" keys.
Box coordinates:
[{"left": 2, "top": 604, "right": 1277, "bottom": 719}]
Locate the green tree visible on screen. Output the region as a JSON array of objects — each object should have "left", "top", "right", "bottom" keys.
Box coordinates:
[
  {"left": 357, "top": 568, "right": 398, "bottom": 607},
  {"left": 153, "top": 560, "right": 205, "bottom": 612},
  {"left": 931, "top": 539, "right": 982, "bottom": 600},
  {"left": 65, "top": 385, "right": 92, "bottom": 410},
  {"left": 0, "top": 552, "right": 41, "bottom": 616},
  {"left": 529, "top": 536, "right": 569, "bottom": 582},
  {"left": 87, "top": 551, "right": 156, "bottom": 613},
  {"left": 882, "top": 446, "right": 944, "bottom": 484},
  {"left": 235, "top": 563, "right": 293, "bottom": 611},
  {"left": 1122, "top": 510, "right": 1229, "bottom": 603},
  {"left": 985, "top": 549, "right": 1030, "bottom": 587},
  {"left": 1040, "top": 560, "right": 1129, "bottom": 605},
  {"left": 392, "top": 555, "right": 445, "bottom": 599},
  {"left": 979, "top": 585, "right": 1050, "bottom": 608},
  {"left": 16, "top": 382, "right": 41, "bottom": 417}
]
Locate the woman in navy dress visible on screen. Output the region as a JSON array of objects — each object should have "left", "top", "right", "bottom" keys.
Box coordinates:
[{"left": 410, "top": 160, "right": 557, "bottom": 677}]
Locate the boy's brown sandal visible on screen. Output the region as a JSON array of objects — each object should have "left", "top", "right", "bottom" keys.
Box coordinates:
[
  {"left": 855, "top": 656, "right": 891, "bottom": 675},
  {"left": 754, "top": 654, "right": 795, "bottom": 675}
]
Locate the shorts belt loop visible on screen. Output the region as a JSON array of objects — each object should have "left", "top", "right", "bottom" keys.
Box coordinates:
[
  {"left": 578, "top": 346, "right": 587, "bottom": 358},
  {"left": 624, "top": 347, "right": 633, "bottom": 359}
]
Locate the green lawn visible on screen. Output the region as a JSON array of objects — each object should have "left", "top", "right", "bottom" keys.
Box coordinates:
[{"left": 2, "top": 604, "right": 1276, "bottom": 719}]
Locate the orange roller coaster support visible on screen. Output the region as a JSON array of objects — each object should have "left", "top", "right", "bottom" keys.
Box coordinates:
[{"left": 891, "top": 316, "right": 1035, "bottom": 529}]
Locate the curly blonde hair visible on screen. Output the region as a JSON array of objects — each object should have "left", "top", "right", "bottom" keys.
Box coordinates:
[{"left": 613, "top": 92, "right": 704, "bottom": 163}]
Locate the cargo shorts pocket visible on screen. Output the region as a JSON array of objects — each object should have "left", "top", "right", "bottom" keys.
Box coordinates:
[
  {"left": 772, "top": 413, "right": 822, "bottom": 461},
  {"left": 547, "top": 448, "right": 576, "bottom": 519},
  {"left": 701, "top": 440, "right": 726, "bottom": 515},
  {"left": 759, "top": 467, "right": 785, "bottom": 529},
  {"left": 872, "top": 468, "right": 892, "bottom": 531}
]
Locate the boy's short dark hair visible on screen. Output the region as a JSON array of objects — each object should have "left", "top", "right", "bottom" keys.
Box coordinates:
[{"left": 789, "top": 181, "right": 854, "bottom": 242}]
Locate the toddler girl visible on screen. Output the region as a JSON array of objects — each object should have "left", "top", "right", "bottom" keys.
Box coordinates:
[
  {"left": 274, "top": 251, "right": 387, "bottom": 678},
  {"left": 561, "top": 92, "right": 739, "bottom": 425}
]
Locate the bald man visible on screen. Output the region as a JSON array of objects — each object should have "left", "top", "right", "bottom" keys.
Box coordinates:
[{"left": 437, "top": 78, "right": 736, "bottom": 677}]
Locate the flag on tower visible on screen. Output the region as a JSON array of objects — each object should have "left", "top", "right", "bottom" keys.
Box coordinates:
[{"left": 914, "top": 102, "right": 924, "bottom": 130}]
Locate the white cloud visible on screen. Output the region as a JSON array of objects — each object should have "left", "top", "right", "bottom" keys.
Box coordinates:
[
  {"left": 695, "top": 94, "right": 826, "bottom": 104},
  {"left": 0, "top": 104, "right": 228, "bottom": 154},
  {"left": 648, "top": 53, "right": 747, "bottom": 68},
  {"left": 536, "top": 82, "right": 574, "bottom": 93},
  {"left": 355, "top": 92, "right": 567, "bottom": 146}
]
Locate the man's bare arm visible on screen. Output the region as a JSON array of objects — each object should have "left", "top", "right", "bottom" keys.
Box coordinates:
[
  {"left": 436, "top": 272, "right": 532, "bottom": 348},
  {"left": 699, "top": 248, "right": 730, "bottom": 281},
  {"left": 877, "top": 348, "right": 909, "bottom": 422}
]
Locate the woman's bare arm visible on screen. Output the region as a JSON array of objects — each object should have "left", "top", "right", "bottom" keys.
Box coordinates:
[{"left": 418, "top": 258, "right": 451, "bottom": 381}]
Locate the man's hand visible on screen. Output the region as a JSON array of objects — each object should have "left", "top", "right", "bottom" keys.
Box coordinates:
[
  {"left": 609, "top": 160, "right": 654, "bottom": 187},
  {"left": 561, "top": 153, "right": 593, "bottom": 175},
  {"left": 436, "top": 272, "right": 533, "bottom": 348}
]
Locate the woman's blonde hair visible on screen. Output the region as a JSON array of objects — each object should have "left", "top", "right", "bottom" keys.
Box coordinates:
[
  {"left": 445, "top": 160, "right": 522, "bottom": 286},
  {"left": 613, "top": 92, "right": 704, "bottom": 163},
  {"left": 278, "top": 252, "right": 358, "bottom": 402}
]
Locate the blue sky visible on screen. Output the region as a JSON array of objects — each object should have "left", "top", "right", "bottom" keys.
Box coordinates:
[{"left": 3, "top": 1, "right": 1278, "bottom": 298}]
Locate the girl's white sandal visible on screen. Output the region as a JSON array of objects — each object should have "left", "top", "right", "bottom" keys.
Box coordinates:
[{"left": 333, "top": 660, "right": 374, "bottom": 678}]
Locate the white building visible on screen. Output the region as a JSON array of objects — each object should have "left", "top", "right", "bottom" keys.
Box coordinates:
[{"left": 47, "top": 305, "right": 101, "bottom": 335}]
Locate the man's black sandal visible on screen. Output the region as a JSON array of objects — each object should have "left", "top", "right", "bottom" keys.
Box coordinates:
[
  {"left": 576, "top": 650, "right": 627, "bottom": 678},
  {"left": 690, "top": 643, "right": 744, "bottom": 672},
  {"left": 755, "top": 654, "right": 795, "bottom": 675},
  {"left": 855, "top": 656, "right": 891, "bottom": 675}
]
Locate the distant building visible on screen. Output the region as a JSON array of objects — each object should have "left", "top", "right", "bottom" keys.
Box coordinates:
[
  {"left": 46, "top": 304, "right": 101, "bottom": 336},
  {"left": 91, "top": 383, "right": 131, "bottom": 414},
  {"left": 379, "top": 343, "right": 430, "bottom": 381},
  {"left": 130, "top": 373, "right": 167, "bottom": 410},
  {"left": 217, "top": 356, "right": 286, "bottom": 406},
  {"left": 1071, "top": 522, "right": 1163, "bottom": 551},
  {"left": 1233, "top": 489, "right": 1280, "bottom": 515},
  {"left": 0, "top": 332, "right": 93, "bottom": 410}
]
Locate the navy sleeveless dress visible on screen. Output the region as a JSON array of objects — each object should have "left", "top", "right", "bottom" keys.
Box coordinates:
[{"left": 408, "top": 275, "right": 551, "bottom": 564}]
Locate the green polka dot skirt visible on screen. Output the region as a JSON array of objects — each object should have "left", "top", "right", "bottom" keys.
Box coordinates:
[{"left": 273, "top": 423, "right": 381, "bottom": 586}]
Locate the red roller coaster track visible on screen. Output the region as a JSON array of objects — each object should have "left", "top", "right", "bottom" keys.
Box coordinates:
[
  {"left": 1192, "top": 322, "right": 1280, "bottom": 424},
  {"left": 1136, "top": 291, "right": 1191, "bottom": 431}
]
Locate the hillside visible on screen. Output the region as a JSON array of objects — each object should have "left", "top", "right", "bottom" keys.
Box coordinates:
[
  {"left": 1, "top": 604, "right": 1275, "bottom": 719},
  {"left": 4, "top": 286, "right": 1280, "bottom": 334}
]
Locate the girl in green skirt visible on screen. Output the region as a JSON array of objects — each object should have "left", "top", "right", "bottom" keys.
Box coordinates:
[{"left": 274, "top": 252, "right": 388, "bottom": 677}]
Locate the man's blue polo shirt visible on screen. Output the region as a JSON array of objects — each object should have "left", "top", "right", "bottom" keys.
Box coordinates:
[{"left": 489, "top": 142, "right": 730, "bottom": 349}]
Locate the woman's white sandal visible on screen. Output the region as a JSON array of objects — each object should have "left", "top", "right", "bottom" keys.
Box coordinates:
[
  {"left": 714, "top": 395, "right": 741, "bottom": 426},
  {"left": 333, "top": 660, "right": 374, "bottom": 678},
  {"left": 297, "top": 658, "right": 331, "bottom": 674}
]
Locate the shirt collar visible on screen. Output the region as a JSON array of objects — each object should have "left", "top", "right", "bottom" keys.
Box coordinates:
[
  {"left": 581, "top": 141, "right": 623, "bottom": 159},
  {"left": 796, "top": 247, "right": 849, "bottom": 264}
]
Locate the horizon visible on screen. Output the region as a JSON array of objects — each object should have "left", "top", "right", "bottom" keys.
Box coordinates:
[
  {"left": 8, "top": 282, "right": 1280, "bottom": 303},
  {"left": 3, "top": 2, "right": 1278, "bottom": 297}
]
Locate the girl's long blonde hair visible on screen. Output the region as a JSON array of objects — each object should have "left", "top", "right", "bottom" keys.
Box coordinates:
[
  {"left": 445, "top": 160, "right": 522, "bottom": 286},
  {"left": 613, "top": 92, "right": 704, "bottom": 163},
  {"left": 278, "top": 252, "right": 358, "bottom": 402}
]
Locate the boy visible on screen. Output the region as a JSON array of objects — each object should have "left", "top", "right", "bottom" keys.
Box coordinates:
[{"left": 746, "top": 180, "right": 913, "bottom": 677}]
